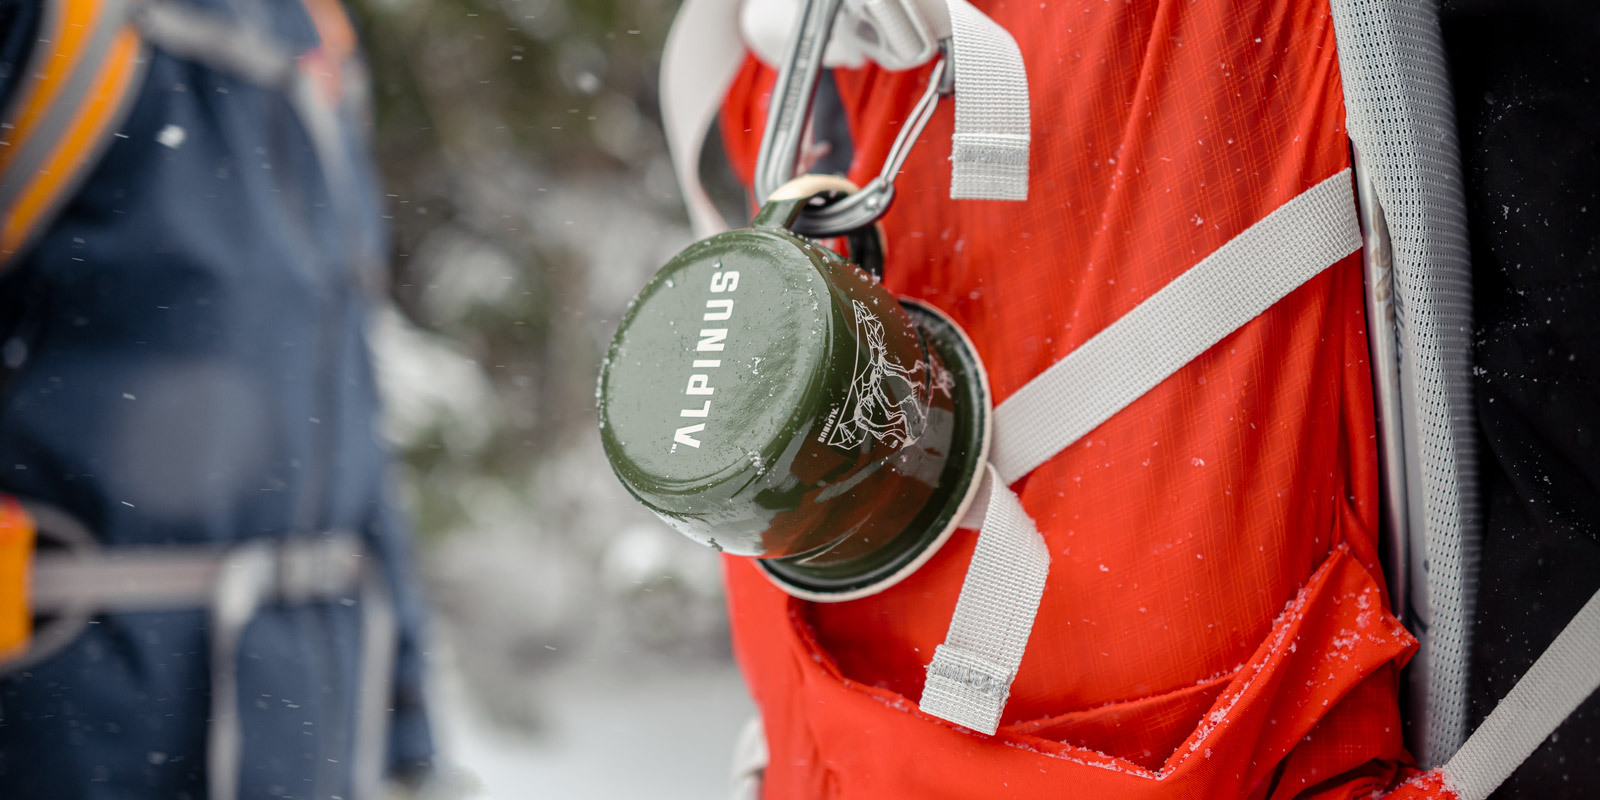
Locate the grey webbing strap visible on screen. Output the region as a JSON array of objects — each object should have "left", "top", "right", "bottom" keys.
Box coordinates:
[
  {"left": 27, "top": 529, "right": 376, "bottom": 800},
  {"left": 33, "top": 549, "right": 236, "bottom": 611},
  {"left": 1441, "top": 587, "right": 1600, "bottom": 800},
  {"left": 203, "top": 535, "right": 369, "bottom": 800},
  {"left": 991, "top": 168, "right": 1362, "bottom": 483},
  {"left": 352, "top": 563, "right": 399, "bottom": 800},
  {"left": 920, "top": 464, "right": 1048, "bottom": 733},
  {"left": 729, "top": 714, "right": 768, "bottom": 800},
  {"left": 30, "top": 535, "right": 366, "bottom": 611},
  {"left": 944, "top": 0, "right": 1028, "bottom": 201},
  {"left": 207, "top": 540, "right": 280, "bottom": 800},
  {"left": 201, "top": 536, "right": 391, "bottom": 800},
  {"left": 135, "top": 0, "right": 301, "bottom": 89},
  {"left": 659, "top": 0, "right": 744, "bottom": 237},
  {"left": 919, "top": 169, "right": 1362, "bottom": 733}
]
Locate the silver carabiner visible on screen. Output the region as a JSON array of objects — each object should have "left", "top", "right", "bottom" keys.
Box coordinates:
[{"left": 753, "top": 0, "right": 952, "bottom": 238}]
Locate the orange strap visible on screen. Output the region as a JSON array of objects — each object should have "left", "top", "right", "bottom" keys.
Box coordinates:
[
  {"left": 0, "top": 0, "right": 147, "bottom": 268},
  {"left": 301, "top": 0, "right": 356, "bottom": 61},
  {"left": 0, "top": 497, "right": 34, "bottom": 659}
]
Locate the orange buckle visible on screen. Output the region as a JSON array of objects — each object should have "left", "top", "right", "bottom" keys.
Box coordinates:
[{"left": 0, "top": 496, "right": 34, "bottom": 660}]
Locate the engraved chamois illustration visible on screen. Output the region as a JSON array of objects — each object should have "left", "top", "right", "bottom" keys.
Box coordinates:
[{"left": 827, "top": 300, "right": 941, "bottom": 450}]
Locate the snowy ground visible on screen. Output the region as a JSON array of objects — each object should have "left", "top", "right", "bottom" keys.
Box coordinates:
[
  {"left": 366, "top": 134, "right": 757, "bottom": 799},
  {"left": 430, "top": 636, "right": 754, "bottom": 799}
]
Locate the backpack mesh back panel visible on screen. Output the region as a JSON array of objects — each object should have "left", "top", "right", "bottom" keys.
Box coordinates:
[{"left": 1327, "top": 0, "right": 1480, "bottom": 768}]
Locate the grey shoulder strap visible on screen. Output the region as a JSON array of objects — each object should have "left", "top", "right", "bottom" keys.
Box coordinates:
[
  {"left": 1441, "top": 588, "right": 1600, "bottom": 800},
  {"left": 1326, "top": 0, "right": 1479, "bottom": 767}
]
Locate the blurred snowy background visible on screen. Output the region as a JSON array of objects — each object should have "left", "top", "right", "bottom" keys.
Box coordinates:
[{"left": 342, "top": 0, "right": 754, "bottom": 795}]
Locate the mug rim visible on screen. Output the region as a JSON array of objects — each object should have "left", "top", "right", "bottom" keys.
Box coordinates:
[{"left": 758, "top": 296, "right": 993, "bottom": 603}]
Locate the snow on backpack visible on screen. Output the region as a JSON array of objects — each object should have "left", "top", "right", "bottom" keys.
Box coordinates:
[{"left": 641, "top": 0, "right": 1600, "bottom": 797}]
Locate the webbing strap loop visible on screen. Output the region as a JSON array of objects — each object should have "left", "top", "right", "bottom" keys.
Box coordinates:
[
  {"left": 1441, "top": 588, "right": 1600, "bottom": 800},
  {"left": 944, "top": 0, "right": 1027, "bottom": 201},
  {"left": 661, "top": 0, "right": 759, "bottom": 237},
  {"left": 991, "top": 168, "right": 1363, "bottom": 484},
  {"left": 920, "top": 465, "right": 1048, "bottom": 733}
]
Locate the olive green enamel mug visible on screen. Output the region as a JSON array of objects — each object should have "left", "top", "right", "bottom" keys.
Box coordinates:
[{"left": 597, "top": 180, "right": 990, "bottom": 600}]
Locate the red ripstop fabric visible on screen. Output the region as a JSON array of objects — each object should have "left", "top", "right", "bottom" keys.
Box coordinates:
[{"left": 715, "top": 1, "right": 1461, "bottom": 798}]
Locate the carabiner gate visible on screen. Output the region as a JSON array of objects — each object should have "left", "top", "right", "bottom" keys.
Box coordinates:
[{"left": 754, "top": 0, "right": 952, "bottom": 238}]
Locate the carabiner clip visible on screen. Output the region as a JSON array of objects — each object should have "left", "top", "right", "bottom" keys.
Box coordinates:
[{"left": 754, "top": 0, "right": 953, "bottom": 238}]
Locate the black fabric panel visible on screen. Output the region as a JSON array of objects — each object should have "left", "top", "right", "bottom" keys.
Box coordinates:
[
  {"left": 0, "top": 0, "right": 38, "bottom": 112},
  {"left": 811, "top": 68, "right": 855, "bottom": 178},
  {"left": 1440, "top": 0, "right": 1600, "bottom": 796}
]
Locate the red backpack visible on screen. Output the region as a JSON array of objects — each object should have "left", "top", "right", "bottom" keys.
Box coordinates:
[{"left": 655, "top": 0, "right": 1596, "bottom": 797}]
